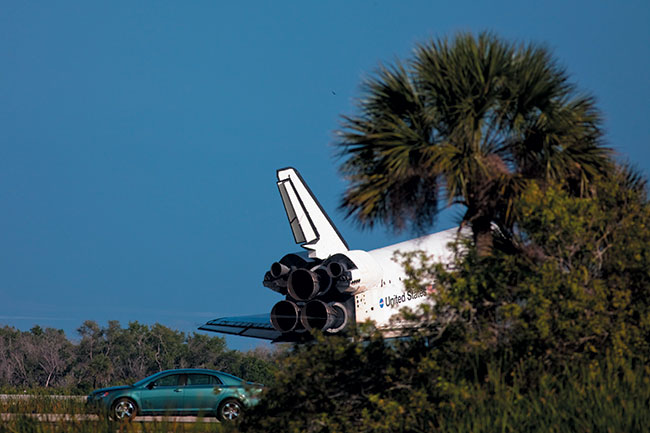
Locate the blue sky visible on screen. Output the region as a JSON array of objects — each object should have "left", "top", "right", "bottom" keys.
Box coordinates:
[{"left": 1, "top": 1, "right": 648, "bottom": 351}]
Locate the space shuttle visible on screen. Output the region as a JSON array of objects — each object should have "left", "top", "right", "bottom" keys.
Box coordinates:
[{"left": 199, "top": 168, "right": 461, "bottom": 342}]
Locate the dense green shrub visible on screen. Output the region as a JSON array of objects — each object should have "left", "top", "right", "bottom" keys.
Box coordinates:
[
  {"left": 242, "top": 168, "right": 650, "bottom": 432},
  {"left": 398, "top": 170, "right": 650, "bottom": 370},
  {"left": 242, "top": 334, "right": 650, "bottom": 433}
]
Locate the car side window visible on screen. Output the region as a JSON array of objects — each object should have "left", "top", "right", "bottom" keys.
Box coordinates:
[
  {"left": 153, "top": 374, "right": 181, "bottom": 387},
  {"left": 186, "top": 374, "right": 221, "bottom": 386}
]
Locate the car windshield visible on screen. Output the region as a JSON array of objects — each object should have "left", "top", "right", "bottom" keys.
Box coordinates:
[{"left": 132, "top": 371, "right": 166, "bottom": 388}]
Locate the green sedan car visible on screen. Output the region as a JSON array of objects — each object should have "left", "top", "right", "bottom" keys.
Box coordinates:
[{"left": 86, "top": 368, "right": 262, "bottom": 421}]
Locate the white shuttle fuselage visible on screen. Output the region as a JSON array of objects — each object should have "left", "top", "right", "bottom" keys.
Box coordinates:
[
  {"left": 199, "top": 168, "right": 460, "bottom": 342},
  {"left": 354, "top": 229, "right": 457, "bottom": 328}
]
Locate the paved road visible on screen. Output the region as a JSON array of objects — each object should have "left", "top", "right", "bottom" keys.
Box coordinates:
[
  {"left": 1, "top": 413, "right": 218, "bottom": 423},
  {"left": 0, "top": 394, "right": 219, "bottom": 423},
  {"left": 0, "top": 394, "right": 85, "bottom": 401}
]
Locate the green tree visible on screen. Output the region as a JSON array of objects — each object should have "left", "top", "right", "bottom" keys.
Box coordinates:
[
  {"left": 217, "top": 347, "right": 278, "bottom": 385},
  {"left": 0, "top": 326, "right": 21, "bottom": 386},
  {"left": 19, "top": 327, "right": 73, "bottom": 388},
  {"left": 243, "top": 167, "right": 650, "bottom": 433},
  {"left": 149, "top": 323, "right": 185, "bottom": 371},
  {"left": 77, "top": 320, "right": 103, "bottom": 363},
  {"left": 337, "top": 32, "right": 610, "bottom": 253},
  {"left": 75, "top": 320, "right": 108, "bottom": 388},
  {"left": 183, "top": 332, "right": 228, "bottom": 369},
  {"left": 398, "top": 166, "right": 650, "bottom": 366},
  {"left": 0, "top": 321, "right": 278, "bottom": 391}
]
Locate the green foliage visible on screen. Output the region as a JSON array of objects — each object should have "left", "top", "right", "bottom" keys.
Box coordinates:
[
  {"left": 242, "top": 332, "right": 411, "bottom": 433},
  {"left": 398, "top": 169, "right": 650, "bottom": 368},
  {"left": 337, "top": 31, "right": 610, "bottom": 251},
  {"left": 0, "top": 395, "right": 239, "bottom": 433},
  {"left": 4, "top": 356, "right": 649, "bottom": 433},
  {"left": 428, "top": 357, "right": 650, "bottom": 433},
  {"left": 242, "top": 335, "right": 650, "bottom": 433},
  {"left": 0, "top": 321, "right": 278, "bottom": 392},
  {"left": 243, "top": 165, "right": 650, "bottom": 432},
  {"left": 0, "top": 326, "right": 74, "bottom": 390}
]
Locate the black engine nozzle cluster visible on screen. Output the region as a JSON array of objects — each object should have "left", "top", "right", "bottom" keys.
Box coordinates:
[
  {"left": 265, "top": 254, "right": 355, "bottom": 334},
  {"left": 270, "top": 299, "right": 348, "bottom": 333}
]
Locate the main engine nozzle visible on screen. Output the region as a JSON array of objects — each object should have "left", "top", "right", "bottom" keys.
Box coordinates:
[
  {"left": 327, "top": 261, "right": 346, "bottom": 279},
  {"left": 300, "top": 300, "right": 348, "bottom": 333},
  {"left": 327, "top": 261, "right": 356, "bottom": 293},
  {"left": 270, "top": 262, "right": 291, "bottom": 278},
  {"left": 263, "top": 263, "right": 290, "bottom": 295},
  {"left": 270, "top": 300, "right": 302, "bottom": 333},
  {"left": 287, "top": 268, "right": 332, "bottom": 301}
]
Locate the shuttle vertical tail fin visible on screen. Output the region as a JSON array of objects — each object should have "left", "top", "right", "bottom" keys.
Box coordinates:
[{"left": 276, "top": 167, "right": 348, "bottom": 259}]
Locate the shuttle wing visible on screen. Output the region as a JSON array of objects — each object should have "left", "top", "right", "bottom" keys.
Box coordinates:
[{"left": 199, "top": 314, "right": 280, "bottom": 340}]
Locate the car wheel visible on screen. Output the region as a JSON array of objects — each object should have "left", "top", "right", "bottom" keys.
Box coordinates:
[
  {"left": 217, "top": 398, "right": 243, "bottom": 421},
  {"left": 112, "top": 397, "right": 137, "bottom": 421}
]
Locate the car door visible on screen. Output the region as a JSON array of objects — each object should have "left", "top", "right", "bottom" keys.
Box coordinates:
[
  {"left": 140, "top": 373, "right": 185, "bottom": 413},
  {"left": 182, "top": 373, "right": 223, "bottom": 413}
]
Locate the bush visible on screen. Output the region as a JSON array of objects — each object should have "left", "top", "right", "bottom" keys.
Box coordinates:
[{"left": 243, "top": 168, "right": 650, "bottom": 432}]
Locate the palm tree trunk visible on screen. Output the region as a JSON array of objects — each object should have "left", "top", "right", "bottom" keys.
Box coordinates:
[{"left": 472, "top": 217, "right": 493, "bottom": 257}]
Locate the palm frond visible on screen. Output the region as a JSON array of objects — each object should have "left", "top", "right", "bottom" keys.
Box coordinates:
[{"left": 335, "top": 31, "right": 612, "bottom": 239}]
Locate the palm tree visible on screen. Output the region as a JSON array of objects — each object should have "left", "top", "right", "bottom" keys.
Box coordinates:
[{"left": 337, "top": 32, "right": 611, "bottom": 254}]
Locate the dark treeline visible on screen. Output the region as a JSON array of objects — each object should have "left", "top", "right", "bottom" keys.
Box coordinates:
[{"left": 0, "top": 320, "right": 277, "bottom": 393}]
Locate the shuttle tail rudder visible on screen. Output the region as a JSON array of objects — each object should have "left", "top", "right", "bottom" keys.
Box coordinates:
[{"left": 276, "top": 167, "right": 349, "bottom": 259}]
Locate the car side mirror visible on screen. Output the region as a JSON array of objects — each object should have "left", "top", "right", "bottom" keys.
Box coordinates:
[{"left": 147, "top": 382, "right": 156, "bottom": 390}]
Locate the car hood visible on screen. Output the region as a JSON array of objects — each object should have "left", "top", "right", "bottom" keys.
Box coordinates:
[{"left": 90, "top": 385, "right": 132, "bottom": 395}]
